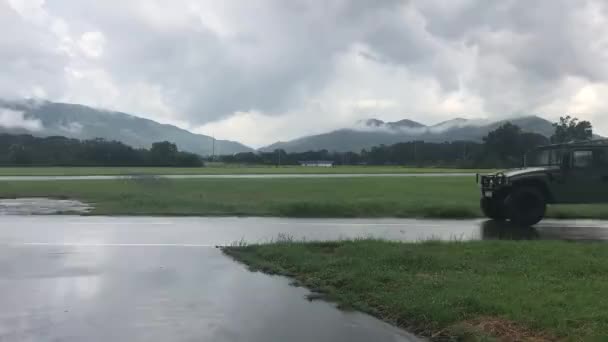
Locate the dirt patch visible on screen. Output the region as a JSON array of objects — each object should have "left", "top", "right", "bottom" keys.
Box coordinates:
[
  {"left": 442, "top": 316, "right": 557, "bottom": 341},
  {"left": 0, "top": 198, "right": 92, "bottom": 215}
]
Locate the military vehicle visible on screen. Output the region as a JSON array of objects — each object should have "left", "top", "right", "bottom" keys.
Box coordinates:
[{"left": 478, "top": 140, "right": 608, "bottom": 226}]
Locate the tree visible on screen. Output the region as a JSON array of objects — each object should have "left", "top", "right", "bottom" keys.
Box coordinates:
[
  {"left": 483, "top": 123, "right": 523, "bottom": 161},
  {"left": 482, "top": 123, "right": 549, "bottom": 167},
  {"left": 551, "top": 115, "right": 592, "bottom": 143},
  {"left": 150, "top": 141, "right": 178, "bottom": 165},
  {"left": 520, "top": 132, "right": 550, "bottom": 150},
  {"left": 175, "top": 152, "right": 203, "bottom": 166},
  {"left": 7, "top": 144, "right": 32, "bottom": 165},
  {"left": 0, "top": 134, "right": 203, "bottom": 167}
]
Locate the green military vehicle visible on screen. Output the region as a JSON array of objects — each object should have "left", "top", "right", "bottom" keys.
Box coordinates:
[{"left": 478, "top": 140, "right": 608, "bottom": 226}]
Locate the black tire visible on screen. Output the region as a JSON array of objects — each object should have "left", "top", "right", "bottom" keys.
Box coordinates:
[
  {"left": 480, "top": 197, "right": 506, "bottom": 221},
  {"left": 505, "top": 186, "right": 546, "bottom": 226}
]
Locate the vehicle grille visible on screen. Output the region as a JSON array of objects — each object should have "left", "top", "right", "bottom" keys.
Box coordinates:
[{"left": 478, "top": 173, "right": 508, "bottom": 189}]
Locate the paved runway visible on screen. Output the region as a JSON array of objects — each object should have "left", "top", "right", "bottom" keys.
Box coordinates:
[{"left": 1, "top": 216, "right": 607, "bottom": 341}]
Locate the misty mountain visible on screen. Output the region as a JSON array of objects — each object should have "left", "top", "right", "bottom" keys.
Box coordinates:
[
  {"left": 0, "top": 100, "right": 252, "bottom": 155},
  {"left": 357, "top": 118, "right": 426, "bottom": 129},
  {"left": 263, "top": 116, "right": 556, "bottom": 153},
  {"left": 387, "top": 119, "right": 427, "bottom": 129}
]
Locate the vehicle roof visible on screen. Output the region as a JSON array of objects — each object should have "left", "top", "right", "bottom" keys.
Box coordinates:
[{"left": 535, "top": 139, "right": 608, "bottom": 150}]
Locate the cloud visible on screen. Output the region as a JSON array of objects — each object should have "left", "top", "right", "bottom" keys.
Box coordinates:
[
  {"left": 58, "top": 121, "right": 83, "bottom": 134},
  {"left": 2, "top": 0, "right": 608, "bottom": 146},
  {"left": 0, "top": 109, "right": 43, "bottom": 131},
  {"left": 78, "top": 31, "right": 105, "bottom": 58},
  {"left": 0, "top": 1, "right": 68, "bottom": 100}
]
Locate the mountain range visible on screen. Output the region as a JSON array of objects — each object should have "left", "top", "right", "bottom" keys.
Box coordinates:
[
  {"left": 0, "top": 99, "right": 560, "bottom": 155},
  {"left": 262, "top": 116, "right": 556, "bottom": 153},
  {"left": 0, "top": 100, "right": 252, "bottom": 155}
]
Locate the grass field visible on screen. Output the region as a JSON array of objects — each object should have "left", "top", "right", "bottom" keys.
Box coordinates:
[
  {"left": 223, "top": 239, "right": 608, "bottom": 340},
  {"left": 0, "top": 176, "right": 607, "bottom": 218},
  {"left": 0, "top": 166, "right": 494, "bottom": 176}
]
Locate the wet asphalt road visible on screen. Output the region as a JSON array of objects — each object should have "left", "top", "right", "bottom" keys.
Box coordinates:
[
  {"left": 0, "top": 173, "right": 473, "bottom": 181},
  {"left": 0, "top": 244, "right": 415, "bottom": 342},
  {"left": 1, "top": 216, "right": 607, "bottom": 245},
  {"left": 2, "top": 216, "right": 608, "bottom": 342}
]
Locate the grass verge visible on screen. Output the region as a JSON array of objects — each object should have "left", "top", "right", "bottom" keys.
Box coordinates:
[
  {"left": 0, "top": 177, "right": 607, "bottom": 218},
  {"left": 223, "top": 239, "right": 608, "bottom": 340}
]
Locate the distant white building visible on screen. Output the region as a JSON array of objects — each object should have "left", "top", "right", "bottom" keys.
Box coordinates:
[{"left": 299, "top": 160, "right": 334, "bottom": 167}]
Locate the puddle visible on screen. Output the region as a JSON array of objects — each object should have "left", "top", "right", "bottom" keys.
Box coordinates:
[
  {"left": 0, "top": 198, "right": 92, "bottom": 215},
  {"left": 0, "top": 246, "right": 420, "bottom": 342}
]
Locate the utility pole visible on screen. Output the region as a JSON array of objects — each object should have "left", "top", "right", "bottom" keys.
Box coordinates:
[{"left": 211, "top": 135, "right": 216, "bottom": 162}]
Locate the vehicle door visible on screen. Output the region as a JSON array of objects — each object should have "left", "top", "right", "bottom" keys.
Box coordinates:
[
  {"left": 592, "top": 147, "right": 608, "bottom": 203},
  {"left": 555, "top": 148, "right": 608, "bottom": 203}
]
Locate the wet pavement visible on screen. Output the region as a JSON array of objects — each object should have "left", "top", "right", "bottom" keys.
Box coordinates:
[
  {"left": 1, "top": 216, "right": 607, "bottom": 246},
  {"left": 0, "top": 246, "right": 417, "bottom": 341},
  {"left": 0, "top": 198, "right": 92, "bottom": 215},
  {"left": 0, "top": 172, "right": 473, "bottom": 181},
  {"left": 2, "top": 216, "right": 608, "bottom": 342},
  {"left": 0, "top": 216, "right": 432, "bottom": 342}
]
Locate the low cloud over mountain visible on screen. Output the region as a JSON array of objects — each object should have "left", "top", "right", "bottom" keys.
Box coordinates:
[
  {"left": 2, "top": 1, "right": 608, "bottom": 147},
  {"left": 263, "top": 116, "right": 555, "bottom": 153},
  {"left": 0, "top": 100, "right": 252, "bottom": 155}
]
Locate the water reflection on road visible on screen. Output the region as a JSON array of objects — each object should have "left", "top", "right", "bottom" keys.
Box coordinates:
[
  {"left": 1, "top": 216, "right": 606, "bottom": 342},
  {"left": 482, "top": 220, "right": 608, "bottom": 241},
  {"left": 0, "top": 216, "right": 607, "bottom": 246}
]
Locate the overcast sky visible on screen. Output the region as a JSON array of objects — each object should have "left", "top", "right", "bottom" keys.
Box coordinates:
[{"left": 3, "top": 0, "right": 608, "bottom": 147}]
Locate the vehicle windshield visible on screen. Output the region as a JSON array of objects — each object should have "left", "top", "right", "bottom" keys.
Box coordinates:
[{"left": 525, "top": 149, "right": 563, "bottom": 167}]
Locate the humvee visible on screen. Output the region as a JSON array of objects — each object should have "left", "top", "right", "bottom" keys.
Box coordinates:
[{"left": 478, "top": 140, "right": 608, "bottom": 226}]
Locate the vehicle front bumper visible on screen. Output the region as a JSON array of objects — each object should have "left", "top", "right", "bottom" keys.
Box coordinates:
[{"left": 476, "top": 173, "right": 508, "bottom": 198}]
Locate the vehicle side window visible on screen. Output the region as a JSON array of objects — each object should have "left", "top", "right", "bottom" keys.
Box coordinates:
[
  {"left": 594, "top": 149, "right": 608, "bottom": 168},
  {"left": 550, "top": 150, "right": 562, "bottom": 165},
  {"left": 573, "top": 150, "right": 593, "bottom": 168}
]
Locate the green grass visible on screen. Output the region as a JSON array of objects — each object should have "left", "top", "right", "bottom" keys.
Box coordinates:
[
  {"left": 0, "top": 165, "right": 494, "bottom": 176},
  {"left": 0, "top": 176, "right": 607, "bottom": 218},
  {"left": 223, "top": 239, "right": 608, "bottom": 340},
  {"left": 0, "top": 177, "right": 478, "bottom": 216}
]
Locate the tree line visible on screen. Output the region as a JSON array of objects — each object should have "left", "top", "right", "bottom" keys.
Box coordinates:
[
  {"left": 218, "top": 116, "right": 594, "bottom": 168},
  {"left": 218, "top": 141, "right": 487, "bottom": 167},
  {"left": 0, "top": 135, "right": 203, "bottom": 167},
  {"left": 0, "top": 116, "right": 593, "bottom": 168}
]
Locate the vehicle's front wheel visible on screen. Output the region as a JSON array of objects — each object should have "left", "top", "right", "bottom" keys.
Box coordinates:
[
  {"left": 480, "top": 197, "right": 506, "bottom": 221},
  {"left": 505, "top": 187, "right": 546, "bottom": 226}
]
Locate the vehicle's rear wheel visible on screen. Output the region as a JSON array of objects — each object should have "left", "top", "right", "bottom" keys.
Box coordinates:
[
  {"left": 505, "top": 187, "right": 546, "bottom": 226},
  {"left": 480, "top": 197, "right": 506, "bottom": 221}
]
